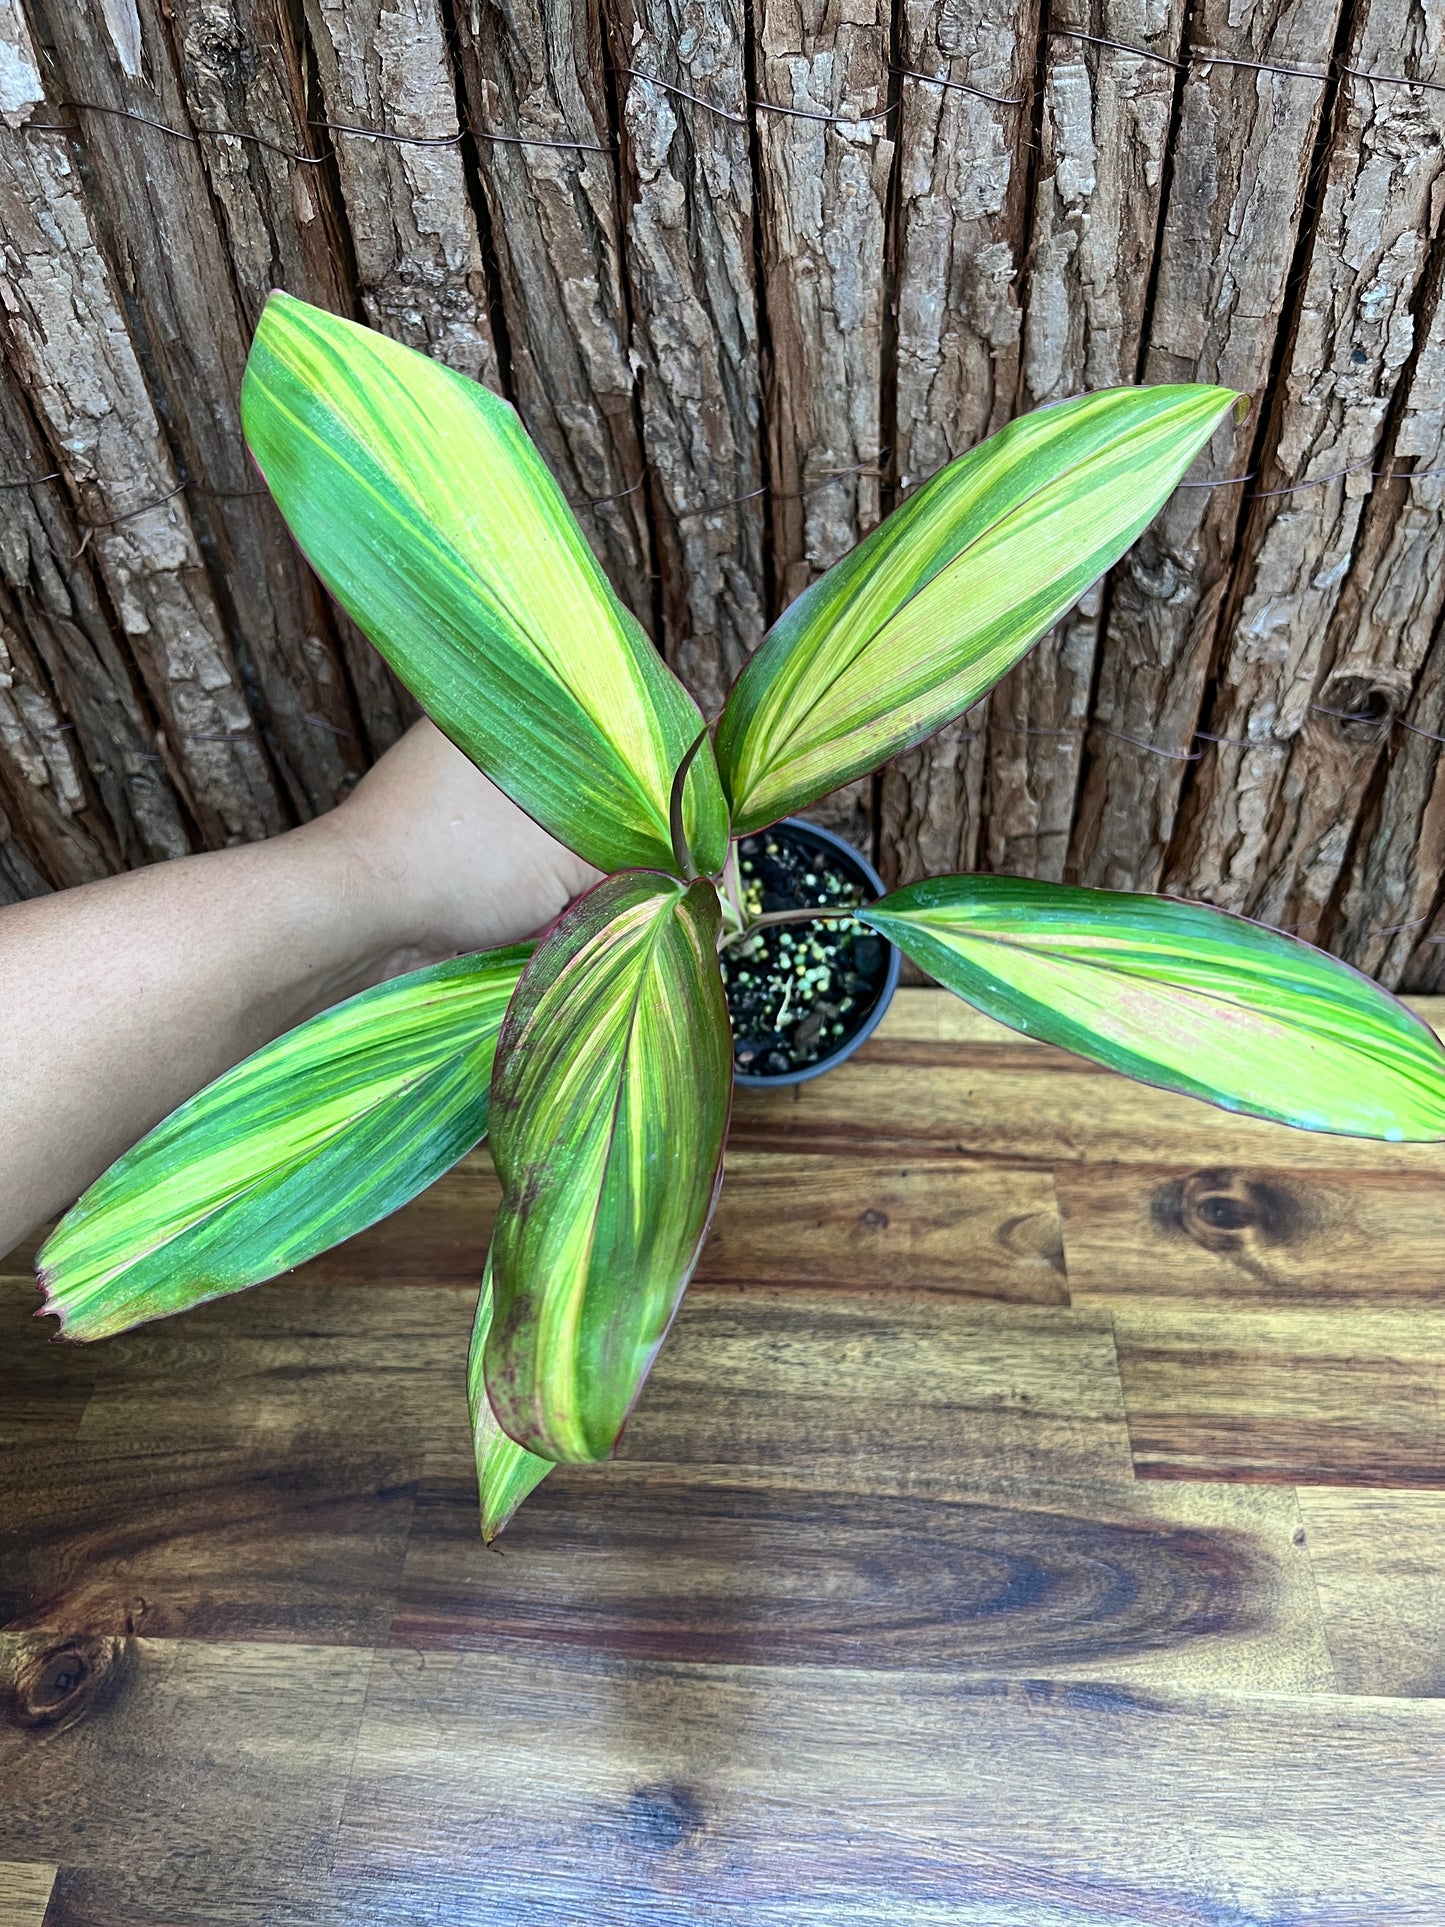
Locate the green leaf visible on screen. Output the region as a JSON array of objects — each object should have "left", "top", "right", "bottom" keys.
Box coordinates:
[
  {"left": 470, "top": 1255, "right": 553, "bottom": 1543},
  {"left": 716, "top": 385, "right": 1239, "bottom": 833},
  {"left": 241, "top": 292, "right": 728, "bottom": 877},
  {"left": 38, "top": 946, "right": 532, "bottom": 1340},
  {"left": 484, "top": 871, "right": 732, "bottom": 1462},
  {"left": 861, "top": 877, "right": 1445, "bottom": 1141}
]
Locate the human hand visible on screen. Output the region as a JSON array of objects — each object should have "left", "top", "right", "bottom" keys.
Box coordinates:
[{"left": 316, "top": 718, "right": 601, "bottom": 980}]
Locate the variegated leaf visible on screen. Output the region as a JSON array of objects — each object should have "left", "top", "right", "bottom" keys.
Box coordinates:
[
  {"left": 861, "top": 878, "right": 1445, "bottom": 1140},
  {"left": 241, "top": 293, "right": 728, "bottom": 877},
  {"left": 716, "top": 385, "right": 1238, "bottom": 832},
  {"left": 485, "top": 872, "right": 732, "bottom": 1462},
  {"left": 470, "top": 1255, "right": 553, "bottom": 1542},
  {"left": 38, "top": 947, "right": 532, "bottom": 1340}
]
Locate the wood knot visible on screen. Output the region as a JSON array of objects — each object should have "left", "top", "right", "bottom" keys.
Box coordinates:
[
  {"left": 623, "top": 1784, "right": 704, "bottom": 1851},
  {"left": 855, "top": 1207, "right": 890, "bottom": 1232},
  {"left": 1152, "top": 1168, "right": 1303, "bottom": 1254},
  {"left": 1316, "top": 671, "right": 1403, "bottom": 742},
  {"left": 3, "top": 1633, "right": 130, "bottom": 1733}
]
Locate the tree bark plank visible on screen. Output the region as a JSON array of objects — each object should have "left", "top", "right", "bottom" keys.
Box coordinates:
[
  {"left": 1167, "top": 3, "right": 1445, "bottom": 925},
  {"left": 754, "top": 0, "right": 892, "bottom": 602},
  {"left": 1335, "top": 617, "right": 1445, "bottom": 991},
  {"left": 1329, "top": 289, "right": 1445, "bottom": 988},
  {"left": 163, "top": 0, "right": 351, "bottom": 321},
  {"left": 450, "top": 0, "right": 653, "bottom": 623},
  {"left": 978, "top": 0, "right": 1187, "bottom": 885},
  {"left": 891, "top": 0, "right": 1038, "bottom": 489},
  {"left": 163, "top": 0, "right": 416, "bottom": 760},
  {"left": 1242, "top": 285, "right": 1445, "bottom": 982},
  {"left": 752, "top": 0, "right": 893, "bottom": 845},
  {"left": 302, "top": 0, "right": 498, "bottom": 385},
  {"left": 0, "top": 599, "right": 117, "bottom": 891},
  {"left": 878, "top": 0, "right": 1040, "bottom": 884},
  {"left": 0, "top": 793, "right": 51, "bottom": 904},
  {"left": 605, "top": 1, "right": 766, "bottom": 715},
  {"left": 1067, "top": 0, "right": 1343, "bottom": 893},
  {"left": 23, "top": 0, "right": 372, "bottom": 825},
  {"left": 0, "top": 372, "right": 192, "bottom": 885},
  {"left": 0, "top": 3, "right": 285, "bottom": 846}
]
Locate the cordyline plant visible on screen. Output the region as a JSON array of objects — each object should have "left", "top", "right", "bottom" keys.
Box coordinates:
[{"left": 36, "top": 295, "right": 1445, "bottom": 1539}]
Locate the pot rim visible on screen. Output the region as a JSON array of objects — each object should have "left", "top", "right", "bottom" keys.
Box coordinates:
[{"left": 729, "top": 815, "right": 902, "bottom": 1088}]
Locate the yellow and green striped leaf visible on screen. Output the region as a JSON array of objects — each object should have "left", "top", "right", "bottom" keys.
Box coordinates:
[
  {"left": 241, "top": 293, "right": 728, "bottom": 877},
  {"left": 861, "top": 878, "right": 1445, "bottom": 1140},
  {"left": 470, "top": 1255, "right": 553, "bottom": 1543},
  {"left": 715, "top": 385, "right": 1238, "bottom": 833},
  {"left": 38, "top": 946, "right": 532, "bottom": 1341},
  {"left": 485, "top": 871, "right": 732, "bottom": 1462}
]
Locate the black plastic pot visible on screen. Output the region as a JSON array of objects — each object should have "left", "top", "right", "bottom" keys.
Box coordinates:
[{"left": 725, "top": 816, "right": 901, "bottom": 1088}]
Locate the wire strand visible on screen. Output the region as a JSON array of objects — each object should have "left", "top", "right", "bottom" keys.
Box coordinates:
[
  {"left": 889, "top": 65, "right": 1029, "bottom": 108},
  {"left": 21, "top": 40, "right": 1445, "bottom": 175},
  {"left": 619, "top": 66, "right": 896, "bottom": 131},
  {"left": 21, "top": 95, "right": 608, "bottom": 160}
]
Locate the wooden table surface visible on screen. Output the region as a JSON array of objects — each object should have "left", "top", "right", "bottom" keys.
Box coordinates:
[{"left": 2, "top": 989, "right": 1443, "bottom": 1925}]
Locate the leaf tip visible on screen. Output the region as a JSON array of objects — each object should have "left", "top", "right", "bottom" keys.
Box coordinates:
[{"left": 33, "top": 1261, "right": 75, "bottom": 1341}]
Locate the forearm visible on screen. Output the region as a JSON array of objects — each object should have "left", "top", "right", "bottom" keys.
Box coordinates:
[
  {"left": 0, "top": 720, "right": 596, "bottom": 1257},
  {"left": 0, "top": 812, "right": 399, "bottom": 1256}
]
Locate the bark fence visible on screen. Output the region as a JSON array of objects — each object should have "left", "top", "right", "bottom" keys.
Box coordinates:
[{"left": 4, "top": 0, "right": 1445, "bottom": 988}]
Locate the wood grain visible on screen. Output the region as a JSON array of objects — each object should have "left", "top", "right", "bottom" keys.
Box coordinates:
[
  {"left": 394, "top": 1465, "right": 1331, "bottom": 1690},
  {"left": 0, "top": 1282, "right": 96, "bottom": 1445},
  {"left": 614, "top": 1291, "right": 1134, "bottom": 1485},
  {"left": 0, "top": 1863, "right": 55, "bottom": 1927},
  {"left": 73, "top": 1284, "right": 475, "bottom": 1452},
  {"left": 4, "top": 987, "right": 1445, "bottom": 1919},
  {"left": 1295, "top": 1488, "right": 1445, "bottom": 1696},
  {"left": 0, "top": 1435, "right": 418, "bottom": 1647},
  {"left": 701, "top": 1155, "right": 1065, "bottom": 1297},
  {"left": 308, "top": 1148, "right": 1066, "bottom": 1302},
  {"left": 729, "top": 1030, "right": 1445, "bottom": 1172},
  {"left": 52, "top": 1277, "right": 1128, "bottom": 1488},
  {"left": 1057, "top": 1162, "right": 1445, "bottom": 1307},
  {"left": 336, "top": 1651, "right": 1445, "bottom": 1920},
  {"left": 1114, "top": 1306, "right": 1445, "bottom": 1486},
  {"left": 0, "top": 1633, "right": 369, "bottom": 1905}
]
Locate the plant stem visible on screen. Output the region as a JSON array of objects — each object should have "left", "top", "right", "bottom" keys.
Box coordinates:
[{"left": 717, "top": 904, "right": 869, "bottom": 954}]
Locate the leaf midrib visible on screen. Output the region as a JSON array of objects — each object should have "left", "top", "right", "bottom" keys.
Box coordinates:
[
  {"left": 252, "top": 362, "right": 674, "bottom": 844},
  {"left": 897, "top": 915, "right": 1420, "bottom": 1059},
  {"left": 51, "top": 1048, "right": 486, "bottom": 1311},
  {"left": 744, "top": 401, "right": 1201, "bottom": 791}
]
